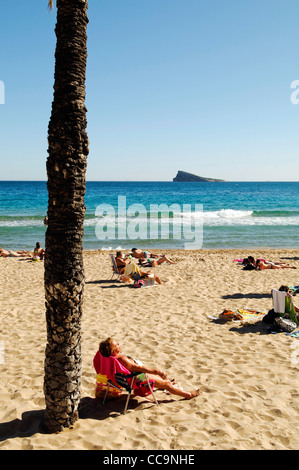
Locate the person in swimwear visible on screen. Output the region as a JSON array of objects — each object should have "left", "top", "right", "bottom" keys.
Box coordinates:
[
  {"left": 115, "top": 250, "right": 131, "bottom": 274},
  {"left": 32, "top": 242, "right": 45, "bottom": 260},
  {"left": 0, "top": 247, "right": 30, "bottom": 257},
  {"left": 98, "top": 338, "right": 200, "bottom": 400},
  {"left": 248, "top": 256, "right": 295, "bottom": 269},
  {"left": 131, "top": 248, "right": 176, "bottom": 267},
  {"left": 115, "top": 251, "right": 162, "bottom": 284},
  {"left": 255, "top": 259, "right": 296, "bottom": 270}
]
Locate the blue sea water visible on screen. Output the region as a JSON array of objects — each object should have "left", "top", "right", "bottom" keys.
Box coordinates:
[{"left": 0, "top": 181, "right": 298, "bottom": 251}]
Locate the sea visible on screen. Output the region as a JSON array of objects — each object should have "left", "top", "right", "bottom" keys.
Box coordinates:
[{"left": 0, "top": 181, "right": 298, "bottom": 251}]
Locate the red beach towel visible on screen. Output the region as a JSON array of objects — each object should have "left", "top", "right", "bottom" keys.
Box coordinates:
[{"left": 93, "top": 351, "right": 130, "bottom": 381}]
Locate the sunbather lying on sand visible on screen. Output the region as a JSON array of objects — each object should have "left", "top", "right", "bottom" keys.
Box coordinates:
[
  {"left": 256, "top": 259, "right": 296, "bottom": 270},
  {"left": 99, "top": 337, "right": 200, "bottom": 399},
  {"left": 131, "top": 248, "right": 176, "bottom": 266},
  {"left": 248, "top": 256, "right": 295, "bottom": 269},
  {"left": 0, "top": 247, "right": 31, "bottom": 257}
]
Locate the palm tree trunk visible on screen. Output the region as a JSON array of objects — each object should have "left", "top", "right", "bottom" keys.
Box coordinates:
[{"left": 44, "top": 0, "right": 89, "bottom": 433}]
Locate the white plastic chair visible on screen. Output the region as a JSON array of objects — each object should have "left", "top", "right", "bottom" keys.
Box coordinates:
[{"left": 109, "top": 253, "right": 121, "bottom": 281}]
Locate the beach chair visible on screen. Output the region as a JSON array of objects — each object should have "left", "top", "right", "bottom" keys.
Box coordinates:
[
  {"left": 93, "top": 351, "right": 158, "bottom": 414},
  {"left": 272, "top": 289, "right": 298, "bottom": 323},
  {"left": 110, "top": 253, "right": 121, "bottom": 281}
]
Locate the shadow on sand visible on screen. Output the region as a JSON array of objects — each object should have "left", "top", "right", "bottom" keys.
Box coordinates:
[
  {"left": 85, "top": 279, "right": 131, "bottom": 289},
  {"left": 0, "top": 394, "right": 170, "bottom": 443},
  {"left": 222, "top": 292, "right": 272, "bottom": 300},
  {"left": 229, "top": 319, "right": 279, "bottom": 336}
]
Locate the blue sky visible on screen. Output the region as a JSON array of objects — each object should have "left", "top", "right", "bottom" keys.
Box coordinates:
[{"left": 0, "top": 0, "right": 299, "bottom": 181}]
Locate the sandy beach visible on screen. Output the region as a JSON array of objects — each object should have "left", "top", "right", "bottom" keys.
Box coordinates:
[{"left": 0, "top": 248, "right": 299, "bottom": 450}]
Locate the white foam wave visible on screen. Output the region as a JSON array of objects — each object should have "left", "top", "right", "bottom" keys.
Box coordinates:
[
  {"left": 2, "top": 209, "right": 299, "bottom": 228},
  {"left": 0, "top": 219, "right": 43, "bottom": 227},
  {"left": 87, "top": 209, "right": 299, "bottom": 227}
]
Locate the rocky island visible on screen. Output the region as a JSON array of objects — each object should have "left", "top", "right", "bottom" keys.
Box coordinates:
[{"left": 173, "top": 171, "right": 225, "bottom": 182}]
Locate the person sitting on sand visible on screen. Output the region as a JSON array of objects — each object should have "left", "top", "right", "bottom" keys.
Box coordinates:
[
  {"left": 32, "top": 242, "right": 45, "bottom": 260},
  {"left": 256, "top": 259, "right": 296, "bottom": 270},
  {"left": 115, "top": 251, "right": 162, "bottom": 284},
  {"left": 98, "top": 337, "right": 200, "bottom": 400},
  {"left": 0, "top": 247, "right": 31, "bottom": 258},
  {"left": 131, "top": 248, "right": 175, "bottom": 267}
]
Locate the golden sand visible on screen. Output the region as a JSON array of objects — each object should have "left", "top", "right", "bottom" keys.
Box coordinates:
[{"left": 0, "top": 248, "right": 299, "bottom": 450}]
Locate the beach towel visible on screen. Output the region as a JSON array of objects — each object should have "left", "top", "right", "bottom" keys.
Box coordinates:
[
  {"left": 234, "top": 258, "right": 266, "bottom": 262},
  {"left": 93, "top": 351, "right": 130, "bottom": 381},
  {"left": 272, "top": 289, "right": 287, "bottom": 314},
  {"left": 123, "top": 262, "right": 140, "bottom": 278},
  {"left": 141, "top": 277, "right": 156, "bottom": 287},
  {"left": 93, "top": 352, "right": 156, "bottom": 400},
  {"left": 208, "top": 309, "right": 265, "bottom": 322},
  {"left": 133, "top": 277, "right": 157, "bottom": 288},
  {"left": 289, "top": 285, "right": 299, "bottom": 294},
  {"left": 95, "top": 373, "right": 122, "bottom": 399},
  {"left": 93, "top": 352, "right": 133, "bottom": 399},
  {"left": 286, "top": 330, "right": 299, "bottom": 337}
]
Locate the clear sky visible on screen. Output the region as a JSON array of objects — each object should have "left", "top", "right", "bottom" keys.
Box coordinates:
[{"left": 1, "top": 0, "right": 299, "bottom": 181}]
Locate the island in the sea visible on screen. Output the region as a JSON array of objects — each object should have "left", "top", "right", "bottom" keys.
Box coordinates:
[{"left": 173, "top": 171, "right": 225, "bottom": 182}]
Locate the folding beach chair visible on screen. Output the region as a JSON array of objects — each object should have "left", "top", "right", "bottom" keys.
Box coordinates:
[
  {"left": 93, "top": 351, "right": 158, "bottom": 414},
  {"left": 110, "top": 253, "right": 121, "bottom": 281}
]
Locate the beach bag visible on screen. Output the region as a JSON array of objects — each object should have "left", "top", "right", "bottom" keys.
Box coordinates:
[
  {"left": 262, "top": 309, "right": 280, "bottom": 324},
  {"left": 243, "top": 264, "right": 255, "bottom": 271},
  {"left": 133, "top": 280, "right": 144, "bottom": 288},
  {"left": 274, "top": 317, "right": 297, "bottom": 333}
]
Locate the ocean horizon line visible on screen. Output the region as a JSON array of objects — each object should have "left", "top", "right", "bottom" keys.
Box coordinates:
[{"left": 1, "top": 179, "right": 299, "bottom": 183}]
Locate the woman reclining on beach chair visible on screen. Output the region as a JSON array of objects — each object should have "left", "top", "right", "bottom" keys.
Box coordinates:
[{"left": 96, "top": 338, "right": 200, "bottom": 400}]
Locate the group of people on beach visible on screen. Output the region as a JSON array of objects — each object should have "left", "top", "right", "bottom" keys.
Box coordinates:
[
  {"left": 97, "top": 249, "right": 299, "bottom": 404},
  {"left": 93, "top": 248, "right": 202, "bottom": 401},
  {"left": 243, "top": 255, "right": 297, "bottom": 270},
  {"left": 0, "top": 242, "right": 45, "bottom": 260},
  {"left": 114, "top": 248, "right": 176, "bottom": 285}
]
